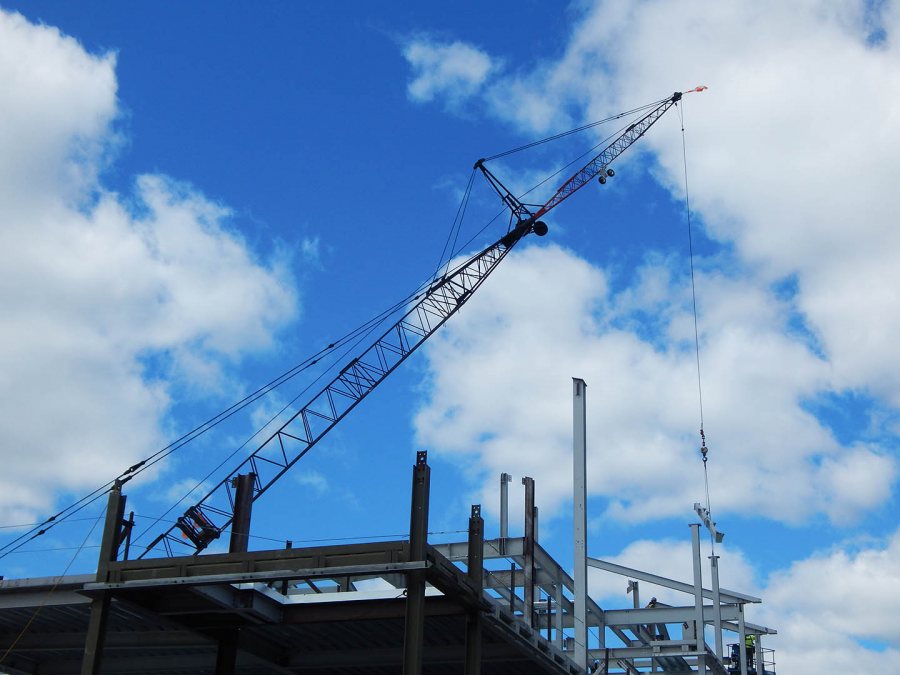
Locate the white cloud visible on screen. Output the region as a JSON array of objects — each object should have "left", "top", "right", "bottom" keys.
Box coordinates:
[
  {"left": 296, "top": 470, "right": 329, "bottom": 495},
  {"left": 403, "top": 38, "right": 497, "bottom": 108},
  {"left": 408, "top": 0, "right": 900, "bottom": 523},
  {"left": 415, "top": 244, "right": 895, "bottom": 524},
  {"left": 0, "top": 10, "right": 298, "bottom": 521},
  {"left": 544, "top": 0, "right": 900, "bottom": 408},
  {"left": 756, "top": 528, "right": 900, "bottom": 670},
  {"left": 405, "top": 1, "right": 900, "bottom": 410}
]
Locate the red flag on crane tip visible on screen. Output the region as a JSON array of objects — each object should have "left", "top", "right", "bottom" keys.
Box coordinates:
[{"left": 685, "top": 85, "right": 708, "bottom": 93}]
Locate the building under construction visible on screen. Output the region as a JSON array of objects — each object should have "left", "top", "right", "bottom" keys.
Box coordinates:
[{"left": 0, "top": 443, "right": 776, "bottom": 674}]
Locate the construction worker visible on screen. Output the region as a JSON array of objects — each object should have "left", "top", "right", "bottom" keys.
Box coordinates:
[{"left": 745, "top": 633, "right": 756, "bottom": 670}]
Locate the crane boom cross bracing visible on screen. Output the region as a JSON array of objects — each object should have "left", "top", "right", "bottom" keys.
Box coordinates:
[
  {"left": 141, "top": 230, "right": 530, "bottom": 557},
  {"left": 140, "top": 90, "right": 687, "bottom": 558}
]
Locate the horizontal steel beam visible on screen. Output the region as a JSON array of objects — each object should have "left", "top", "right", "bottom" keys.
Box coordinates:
[
  {"left": 109, "top": 539, "right": 409, "bottom": 583},
  {"left": 604, "top": 604, "right": 741, "bottom": 625},
  {"left": 587, "top": 557, "right": 760, "bottom": 604},
  {"left": 432, "top": 537, "right": 524, "bottom": 561},
  {"left": 84, "top": 560, "right": 429, "bottom": 593}
]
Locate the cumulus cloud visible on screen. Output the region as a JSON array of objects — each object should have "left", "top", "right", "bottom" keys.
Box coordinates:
[
  {"left": 415, "top": 244, "right": 895, "bottom": 524},
  {"left": 403, "top": 38, "right": 497, "bottom": 108},
  {"left": 410, "top": 0, "right": 900, "bottom": 524},
  {"left": 763, "top": 529, "right": 900, "bottom": 649},
  {"left": 0, "top": 10, "right": 297, "bottom": 521}
]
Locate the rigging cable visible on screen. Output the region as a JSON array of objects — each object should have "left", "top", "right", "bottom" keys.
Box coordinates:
[
  {"left": 0, "top": 275, "right": 442, "bottom": 559},
  {"left": 0, "top": 507, "right": 104, "bottom": 665},
  {"left": 482, "top": 97, "right": 669, "bottom": 161},
  {"left": 2, "top": 95, "right": 680, "bottom": 559},
  {"left": 432, "top": 168, "right": 477, "bottom": 282},
  {"left": 450, "top": 113, "right": 654, "bottom": 259},
  {"left": 678, "top": 100, "right": 716, "bottom": 555}
]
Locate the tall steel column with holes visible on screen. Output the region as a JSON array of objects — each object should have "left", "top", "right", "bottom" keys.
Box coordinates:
[{"left": 573, "top": 378, "right": 588, "bottom": 670}]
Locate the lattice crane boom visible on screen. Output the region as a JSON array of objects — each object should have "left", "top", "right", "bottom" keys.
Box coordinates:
[
  {"left": 141, "top": 223, "right": 540, "bottom": 557},
  {"left": 141, "top": 89, "right": 693, "bottom": 558}
]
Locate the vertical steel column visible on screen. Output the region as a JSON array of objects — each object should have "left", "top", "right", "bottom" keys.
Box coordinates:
[
  {"left": 709, "top": 555, "right": 723, "bottom": 662},
  {"left": 229, "top": 472, "right": 256, "bottom": 553},
  {"left": 281, "top": 540, "right": 293, "bottom": 595},
  {"left": 509, "top": 562, "right": 516, "bottom": 617},
  {"left": 404, "top": 451, "right": 430, "bottom": 675},
  {"left": 690, "top": 524, "right": 705, "bottom": 672},
  {"left": 546, "top": 594, "right": 552, "bottom": 641},
  {"left": 553, "top": 580, "right": 564, "bottom": 649},
  {"left": 215, "top": 472, "right": 256, "bottom": 675},
  {"left": 122, "top": 511, "right": 135, "bottom": 561},
  {"left": 465, "top": 504, "right": 484, "bottom": 675},
  {"left": 81, "top": 481, "right": 126, "bottom": 675},
  {"left": 500, "top": 472, "right": 511, "bottom": 554},
  {"left": 522, "top": 476, "right": 535, "bottom": 628},
  {"left": 737, "top": 604, "right": 748, "bottom": 675},
  {"left": 573, "top": 378, "right": 588, "bottom": 670},
  {"left": 756, "top": 634, "right": 764, "bottom": 675}
]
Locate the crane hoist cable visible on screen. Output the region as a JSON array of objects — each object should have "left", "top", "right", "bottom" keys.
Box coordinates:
[
  {"left": 678, "top": 95, "right": 718, "bottom": 555},
  {"left": 0, "top": 508, "right": 104, "bottom": 666}
]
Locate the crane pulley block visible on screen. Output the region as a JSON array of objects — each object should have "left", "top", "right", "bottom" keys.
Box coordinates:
[{"left": 176, "top": 506, "right": 220, "bottom": 549}]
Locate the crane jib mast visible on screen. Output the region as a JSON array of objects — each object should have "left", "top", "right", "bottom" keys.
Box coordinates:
[{"left": 140, "top": 90, "right": 690, "bottom": 558}]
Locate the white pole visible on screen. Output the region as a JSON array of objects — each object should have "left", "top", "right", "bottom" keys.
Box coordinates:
[
  {"left": 573, "top": 378, "right": 588, "bottom": 671},
  {"left": 500, "top": 472, "right": 511, "bottom": 554},
  {"left": 690, "top": 524, "right": 706, "bottom": 671},
  {"left": 710, "top": 555, "right": 723, "bottom": 661}
]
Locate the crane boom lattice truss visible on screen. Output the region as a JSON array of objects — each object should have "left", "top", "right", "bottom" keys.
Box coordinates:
[
  {"left": 142, "top": 231, "right": 524, "bottom": 557},
  {"left": 534, "top": 92, "right": 681, "bottom": 218},
  {"left": 141, "top": 90, "right": 689, "bottom": 558}
]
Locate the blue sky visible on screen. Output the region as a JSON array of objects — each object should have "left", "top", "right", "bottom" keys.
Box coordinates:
[{"left": 1, "top": 2, "right": 900, "bottom": 671}]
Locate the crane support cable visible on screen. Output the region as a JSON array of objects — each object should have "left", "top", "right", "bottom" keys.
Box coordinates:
[
  {"left": 482, "top": 97, "right": 670, "bottom": 162},
  {"left": 131, "top": 289, "right": 426, "bottom": 548},
  {"left": 533, "top": 91, "right": 688, "bottom": 219},
  {"left": 475, "top": 89, "right": 705, "bottom": 227},
  {"left": 0, "top": 274, "right": 439, "bottom": 560},
  {"left": 0, "top": 508, "right": 104, "bottom": 665}
]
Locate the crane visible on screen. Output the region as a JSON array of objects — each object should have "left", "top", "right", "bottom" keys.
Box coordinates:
[{"left": 140, "top": 90, "right": 690, "bottom": 558}]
